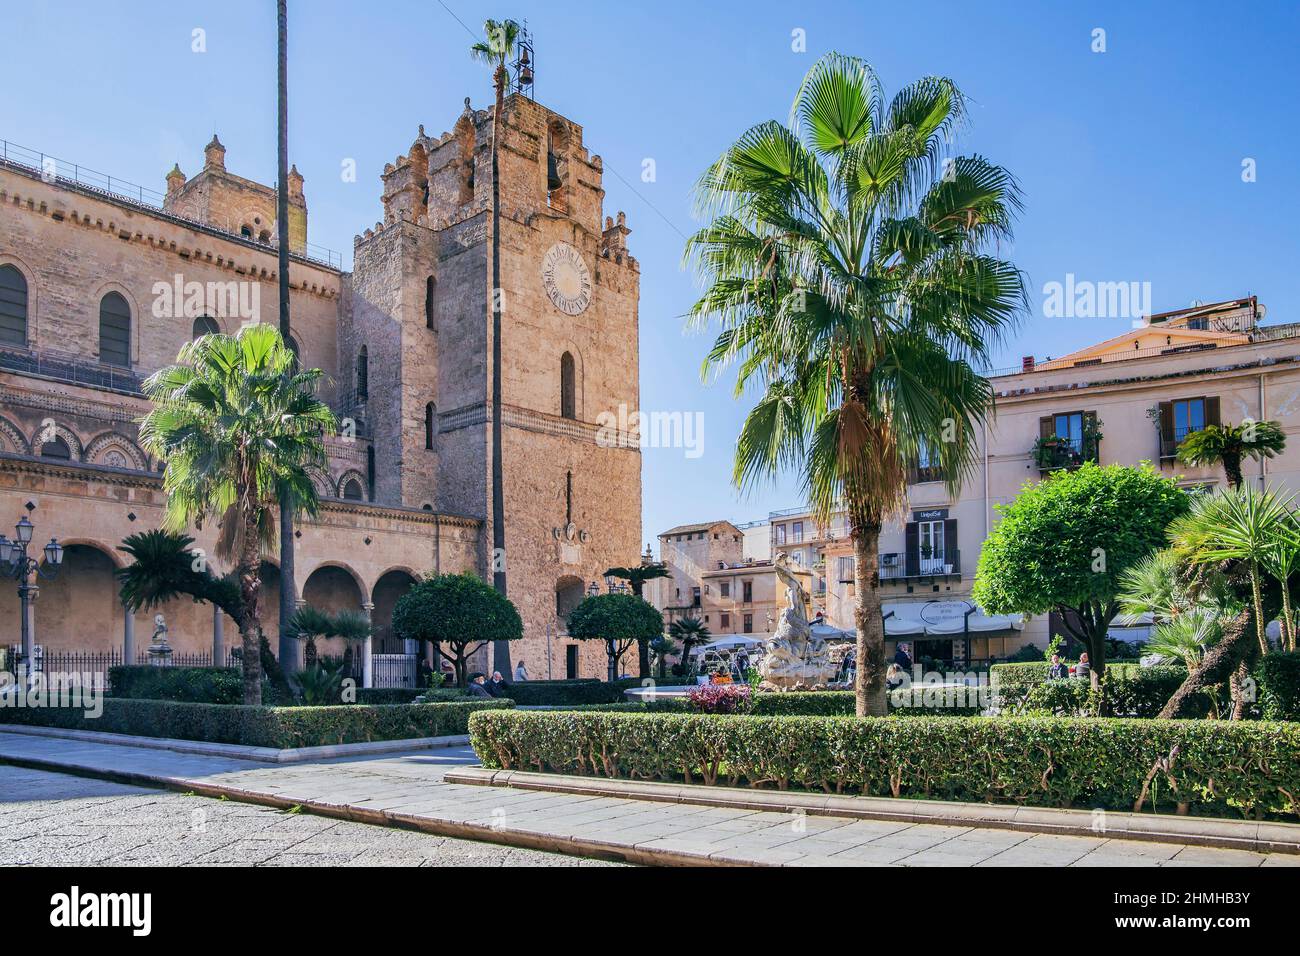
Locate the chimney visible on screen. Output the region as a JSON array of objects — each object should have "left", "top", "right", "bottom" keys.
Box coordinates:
[{"left": 1021, "top": 355, "right": 1036, "bottom": 372}]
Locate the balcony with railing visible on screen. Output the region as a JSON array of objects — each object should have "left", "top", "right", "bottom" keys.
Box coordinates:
[
  {"left": 0, "top": 138, "right": 344, "bottom": 270},
  {"left": 876, "top": 549, "right": 962, "bottom": 582},
  {"left": 0, "top": 345, "right": 143, "bottom": 394},
  {"left": 1032, "top": 433, "right": 1100, "bottom": 472}
]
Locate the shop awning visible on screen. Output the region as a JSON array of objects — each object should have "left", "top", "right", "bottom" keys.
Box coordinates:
[{"left": 882, "top": 600, "right": 1023, "bottom": 638}]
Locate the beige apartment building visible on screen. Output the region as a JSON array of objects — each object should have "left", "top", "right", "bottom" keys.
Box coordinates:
[
  {"left": 0, "top": 90, "right": 641, "bottom": 682},
  {"left": 661, "top": 297, "right": 1300, "bottom": 667}
]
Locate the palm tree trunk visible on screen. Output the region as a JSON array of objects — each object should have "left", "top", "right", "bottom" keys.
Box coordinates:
[
  {"left": 488, "top": 68, "right": 512, "bottom": 680},
  {"left": 851, "top": 517, "right": 886, "bottom": 717},
  {"left": 632, "top": 580, "right": 651, "bottom": 677},
  {"left": 1249, "top": 564, "right": 1269, "bottom": 654},
  {"left": 1280, "top": 581, "right": 1295, "bottom": 651},
  {"left": 275, "top": 0, "right": 297, "bottom": 676},
  {"left": 1224, "top": 452, "right": 1244, "bottom": 489},
  {"left": 238, "top": 513, "right": 263, "bottom": 705},
  {"left": 1159, "top": 609, "right": 1252, "bottom": 719}
]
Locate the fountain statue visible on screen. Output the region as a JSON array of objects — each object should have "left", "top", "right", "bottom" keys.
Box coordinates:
[
  {"left": 146, "top": 613, "right": 173, "bottom": 666},
  {"left": 758, "top": 552, "right": 838, "bottom": 690}
]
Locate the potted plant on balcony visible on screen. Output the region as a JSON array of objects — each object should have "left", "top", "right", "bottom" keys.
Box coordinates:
[{"left": 1032, "top": 434, "right": 1071, "bottom": 471}]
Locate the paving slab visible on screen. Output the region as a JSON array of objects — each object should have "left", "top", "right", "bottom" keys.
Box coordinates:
[{"left": 2, "top": 730, "right": 1293, "bottom": 868}]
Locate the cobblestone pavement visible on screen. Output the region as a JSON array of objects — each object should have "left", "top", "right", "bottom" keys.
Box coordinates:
[{"left": 0, "top": 766, "right": 622, "bottom": 866}]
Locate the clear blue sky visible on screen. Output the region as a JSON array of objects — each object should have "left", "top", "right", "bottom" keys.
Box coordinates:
[{"left": 5, "top": 1, "right": 1298, "bottom": 553}]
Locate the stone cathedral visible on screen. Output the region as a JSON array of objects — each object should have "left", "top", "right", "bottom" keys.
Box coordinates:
[{"left": 0, "top": 91, "right": 642, "bottom": 681}]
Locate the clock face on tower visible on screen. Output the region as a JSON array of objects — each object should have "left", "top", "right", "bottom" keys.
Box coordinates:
[{"left": 541, "top": 242, "right": 592, "bottom": 316}]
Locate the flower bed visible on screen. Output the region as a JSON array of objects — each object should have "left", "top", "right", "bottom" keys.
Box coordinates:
[
  {"left": 0, "top": 698, "right": 513, "bottom": 748},
  {"left": 468, "top": 709, "right": 1300, "bottom": 819}
]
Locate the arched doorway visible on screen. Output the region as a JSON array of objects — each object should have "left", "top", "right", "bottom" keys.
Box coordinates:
[
  {"left": 372, "top": 569, "right": 417, "bottom": 655},
  {"left": 33, "top": 543, "right": 119, "bottom": 654},
  {"left": 302, "top": 564, "right": 365, "bottom": 666}
]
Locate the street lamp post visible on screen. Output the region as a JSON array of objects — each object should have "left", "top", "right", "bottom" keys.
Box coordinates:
[{"left": 0, "top": 516, "right": 65, "bottom": 684}]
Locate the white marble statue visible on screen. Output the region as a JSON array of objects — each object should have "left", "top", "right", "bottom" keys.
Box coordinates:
[{"left": 758, "top": 552, "right": 838, "bottom": 690}]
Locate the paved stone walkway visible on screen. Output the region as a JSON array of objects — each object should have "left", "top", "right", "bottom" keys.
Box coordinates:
[
  {"left": 0, "top": 765, "right": 619, "bottom": 866},
  {"left": 2, "top": 731, "right": 1297, "bottom": 867}
]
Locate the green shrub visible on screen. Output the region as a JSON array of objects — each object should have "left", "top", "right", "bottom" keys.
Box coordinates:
[
  {"left": 538, "top": 691, "right": 979, "bottom": 717},
  {"left": 1256, "top": 652, "right": 1300, "bottom": 721},
  {"left": 354, "top": 687, "right": 468, "bottom": 705},
  {"left": 108, "top": 666, "right": 242, "bottom": 704},
  {"left": 0, "top": 698, "right": 512, "bottom": 748},
  {"left": 469, "top": 710, "right": 1300, "bottom": 819},
  {"left": 989, "top": 661, "right": 1173, "bottom": 715},
  {"left": 501, "top": 678, "right": 644, "bottom": 706}
]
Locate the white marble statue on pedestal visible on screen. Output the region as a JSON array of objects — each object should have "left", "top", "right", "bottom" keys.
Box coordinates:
[{"left": 758, "top": 552, "right": 838, "bottom": 690}]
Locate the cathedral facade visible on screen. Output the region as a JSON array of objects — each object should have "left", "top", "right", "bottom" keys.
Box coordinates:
[{"left": 0, "top": 92, "right": 641, "bottom": 681}]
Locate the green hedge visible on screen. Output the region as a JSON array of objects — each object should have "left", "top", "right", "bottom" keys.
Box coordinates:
[
  {"left": 502, "top": 677, "right": 644, "bottom": 706},
  {"left": 989, "top": 662, "right": 1186, "bottom": 716},
  {"left": 1257, "top": 652, "right": 1300, "bottom": 721},
  {"left": 469, "top": 710, "right": 1300, "bottom": 819},
  {"left": 108, "top": 666, "right": 243, "bottom": 704},
  {"left": 538, "top": 690, "right": 980, "bottom": 717},
  {"left": 0, "top": 698, "right": 513, "bottom": 748},
  {"left": 354, "top": 687, "right": 469, "bottom": 705}
]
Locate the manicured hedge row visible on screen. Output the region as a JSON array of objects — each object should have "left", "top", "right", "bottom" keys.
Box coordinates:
[
  {"left": 1257, "top": 652, "right": 1300, "bottom": 721},
  {"left": 989, "top": 662, "right": 1188, "bottom": 717},
  {"left": 540, "top": 691, "right": 980, "bottom": 717},
  {"left": 502, "top": 677, "right": 644, "bottom": 706},
  {"left": 0, "top": 698, "right": 513, "bottom": 748},
  {"left": 108, "top": 666, "right": 243, "bottom": 704},
  {"left": 354, "top": 687, "right": 469, "bottom": 705},
  {"left": 469, "top": 710, "right": 1300, "bottom": 819}
]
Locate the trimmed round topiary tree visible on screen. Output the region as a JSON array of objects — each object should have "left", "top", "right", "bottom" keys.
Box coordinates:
[
  {"left": 567, "top": 593, "right": 665, "bottom": 681},
  {"left": 973, "top": 462, "right": 1189, "bottom": 688},
  {"left": 392, "top": 572, "right": 522, "bottom": 687}
]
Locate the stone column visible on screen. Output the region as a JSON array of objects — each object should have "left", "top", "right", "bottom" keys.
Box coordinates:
[
  {"left": 361, "top": 602, "right": 374, "bottom": 689},
  {"left": 212, "top": 605, "right": 224, "bottom": 667},
  {"left": 123, "top": 606, "right": 135, "bottom": 665}
]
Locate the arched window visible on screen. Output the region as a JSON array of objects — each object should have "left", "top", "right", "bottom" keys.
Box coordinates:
[
  {"left": 342, "top": 478, "right": 363, "bottom": 501},
  {"left": 425, "top": 276, "right": 436, "bottom": 330},
  {"left": 560, "top": 351, "right": 576, "bottom": 420},
  {"left": 258, "top": 230, "right": 271, "bottom": 244},
  {"left": 0, "top": 265, "right": 28, "bottom": 347},
  {"left": 425, "top": 402, "right": 436, "bottom": 450},
  {"left": 192, "top": 315, "right": 219, "bottom": 339},
  {"left": 40, "top": 436, "right": 71, "bottom": 460},
  {"left": 240, "top": 225, "right": 253, "bottom": 239},
  {"left": 356, "top": 346, "right": 368, "bottom": 400},
  {"left": 98, "top": 292, "right": 131, "bottom": 367}
]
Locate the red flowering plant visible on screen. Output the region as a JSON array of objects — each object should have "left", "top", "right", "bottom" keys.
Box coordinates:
[{"left": 687, "top": 683, "right": 753, "bottom": 714}]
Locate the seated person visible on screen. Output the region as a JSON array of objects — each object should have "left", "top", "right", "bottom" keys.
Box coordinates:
[{"left": 466, "top": 673, "right": 492, "bottom": 698}]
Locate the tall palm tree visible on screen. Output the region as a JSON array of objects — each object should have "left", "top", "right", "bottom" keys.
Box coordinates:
[
  {"left": 687, "top": 54, "right": 1027, "bottom": 715},
  {"left": 1176, "top": 420, "right": 1286, "bottom": 489},
  {"left": 605, "top": 561, "right": 671, "bottom": 675},
  {"left": 470, "top": 17, "right": 520, "bottom": 679},
  {"left": 139, "top": 325, "right": 336, "bottom": 704},
  {"left": 1168, "top": 485, "right": 1294, "bottom": 656},
  {"left": 275, "top": 0, "right": 297, "bottom": 672},
  {"left": 667, "top": 616, "right": 711, "bottom": 675}
]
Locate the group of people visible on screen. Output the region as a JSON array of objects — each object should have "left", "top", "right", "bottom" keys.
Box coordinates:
[
  {"left": 1047, "top": 652, "right": 1090, "bottom": 680},
  {"left": 462, "top": 659, "right": 532, "bottom": 697}
]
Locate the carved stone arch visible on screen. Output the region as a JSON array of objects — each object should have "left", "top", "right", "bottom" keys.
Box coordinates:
[
  {"left": 84, "top": 432, "right": 148, "bottom": 470},
  {"left": 30, "top": 421, "right": 83, "bottom": 460},
  {"left": 307, "top": 467, "right": 333, "bottom": 498},
  {"left": 0, "top": 416, "right": 31, "bottom": 455},
  {"left": 336, "top": 469, "right": 367, "bottom": 501}
]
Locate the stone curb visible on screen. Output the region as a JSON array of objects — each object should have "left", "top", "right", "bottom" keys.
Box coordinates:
[
  {"left": 0, "top": 723, "right": 469, "bottom": 763},
  {"left": 0, "top": 749, "right": 737, "bottom": 868},
  {"left": 443, "top": 767, "right": 1300, "bottom": 856}
]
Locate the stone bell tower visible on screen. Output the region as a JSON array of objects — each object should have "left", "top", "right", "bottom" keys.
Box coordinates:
[{"left": 348, "top": 92, "right": 642, "bottom": 678}]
